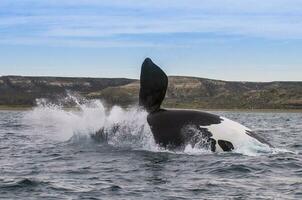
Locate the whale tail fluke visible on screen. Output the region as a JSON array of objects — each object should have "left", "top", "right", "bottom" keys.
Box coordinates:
[{"left": 139, "top": 58, "right": 168, "bottom": 113}]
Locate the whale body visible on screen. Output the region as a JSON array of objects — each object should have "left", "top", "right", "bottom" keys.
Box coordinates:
[{"left": 140, "top": 58, "right": 271, "bottom": 152}]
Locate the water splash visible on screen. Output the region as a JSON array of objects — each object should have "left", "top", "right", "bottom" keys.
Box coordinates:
[
  {"left": 22, "top": 95, "right": 292, "bottom": 156},
  {"left": 93, "top": 105, "right": 157, "bottom": 151},
  {"left": 23, "top": 96, "right": 106, "bottom": 141},
  {"left": 23, "top": 95, "right": 158, "bottom": 151}
]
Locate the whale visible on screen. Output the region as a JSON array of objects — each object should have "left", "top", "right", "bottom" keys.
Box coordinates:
[{"left": 140, "top": 58, "right": 271, "bottom": 152}]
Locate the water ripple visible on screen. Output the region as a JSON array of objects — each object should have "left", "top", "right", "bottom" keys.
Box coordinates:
[{"left": 0, "top": 108, "right": 301, "bottom": 199}]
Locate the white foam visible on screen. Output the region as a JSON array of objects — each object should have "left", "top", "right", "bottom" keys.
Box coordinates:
[
  {"left": 23, "top": 95, "right": 157, "bottom": 151},
  {"left": 23, "top": 97, "right": 106, "bottom": 141},
  {"left": 183, "top": 144, "right": 211, "bottom": 155}
]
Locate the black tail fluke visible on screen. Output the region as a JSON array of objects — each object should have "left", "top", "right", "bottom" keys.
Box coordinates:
[{"left": 139, "top": 58, "right": 168, "bottom": 113}]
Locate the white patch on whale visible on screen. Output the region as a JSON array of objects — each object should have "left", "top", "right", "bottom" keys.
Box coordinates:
[{"left": 200, "top": 117, "right": 270, "bottom": 153}]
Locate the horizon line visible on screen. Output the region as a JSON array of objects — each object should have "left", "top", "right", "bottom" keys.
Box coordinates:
[{"left": 1, "top": 74, "right": 301, "bottom": 83}]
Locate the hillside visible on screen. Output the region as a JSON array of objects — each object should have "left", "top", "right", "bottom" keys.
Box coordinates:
[
  {"left": 0, "top": 76, "right": 134, "bottom": 107},
  {"left": 0, "top": 75, "right": 301, "bottom": 109}
]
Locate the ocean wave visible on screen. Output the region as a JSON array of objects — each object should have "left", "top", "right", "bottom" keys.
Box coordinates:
[{"left": 0, "top": 178, "right": 41, "bottom": 190}]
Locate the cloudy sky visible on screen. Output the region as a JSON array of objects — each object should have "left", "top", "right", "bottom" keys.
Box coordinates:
[{"left": 0, "top": 0, "right": 301, "bottom": 81}]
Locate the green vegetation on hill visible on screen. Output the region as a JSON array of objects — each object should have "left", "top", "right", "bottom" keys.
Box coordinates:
[{"left": 0, "top": 75, "right": 301, "bottom": 109}]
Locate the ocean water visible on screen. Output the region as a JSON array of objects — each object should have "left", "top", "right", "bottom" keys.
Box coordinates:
[{"left": 0, "top": 99, "right": 301, "bottom": 200}]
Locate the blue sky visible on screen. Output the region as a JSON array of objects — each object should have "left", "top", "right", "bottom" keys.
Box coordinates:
[{"left": 0, "top": 0, "right": 301, "bottom": 81}]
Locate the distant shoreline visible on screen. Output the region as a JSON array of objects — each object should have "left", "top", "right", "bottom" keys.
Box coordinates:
[
  {"left": 1, "top": 105, "right": 302, "bottom": 113},
  {"left": 0, "top": 105, "right": 32, "bottom": 111},
  {"left": 1, "top": 76, "right": 301, "bottom": 110}
]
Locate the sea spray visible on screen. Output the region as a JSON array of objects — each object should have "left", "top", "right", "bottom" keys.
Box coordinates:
[
  {"left": 23, "top": 95, "right": 158, "bottom": 151},
  {"left": 23, "top": 97, "right": 106, "bottom": 141},
  {"left": 91, "top": 105, "right": 158, "bottom": 150}
]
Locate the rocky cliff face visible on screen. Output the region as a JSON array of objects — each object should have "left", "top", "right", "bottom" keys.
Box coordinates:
[{"left": 0, "top": 75, "right": 301, "bottom": 109}]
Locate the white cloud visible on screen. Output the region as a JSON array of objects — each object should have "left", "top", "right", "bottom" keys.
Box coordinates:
[{"left": 1, "top": 0, "right": 302, "bottom": 47}]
